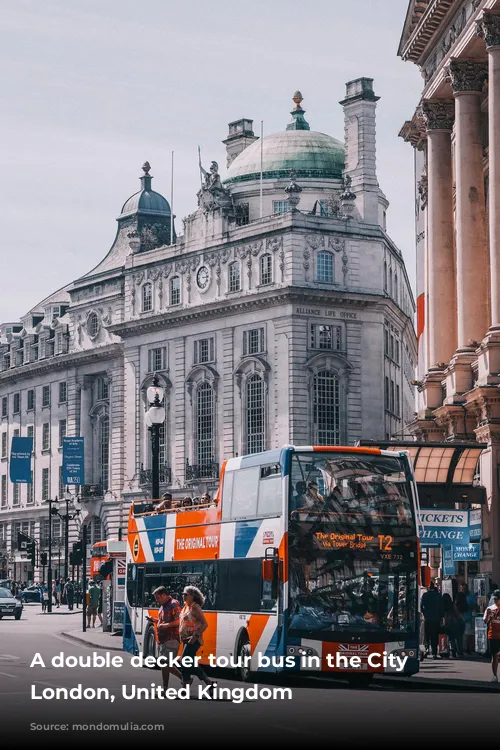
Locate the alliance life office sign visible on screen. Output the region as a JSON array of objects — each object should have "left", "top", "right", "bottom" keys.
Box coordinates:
[{"left": 418, "top": 510, "right": 470, "bottom": 546}]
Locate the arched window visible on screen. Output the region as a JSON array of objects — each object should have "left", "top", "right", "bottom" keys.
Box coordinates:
[
  {"left": 245, "top": 374, "right": 265, "bottom": 454},
  {"left": 170, "top": 276, "right": 180, "bottom": 306},
  {"left": 228, "top": 261, "right": 240, "bottom": 292},
  {"left": 91, "top": 516, "right": 103, "bottom": 544},
  {"left": 142, "top": 283, "right": 153, "bottom": 312},
  {"left": 312, "top": 371, "right": 340, "bottom": 445},
  {"left": 97, "top": 414, "right": 109, "bottom": 489},
  {"left": 196, "top": 382, "right": 214, "bottom": 468},
  {"left": 259, "top": 254, "right": 273, "bottom": 285},
  {"left": 317, "top": 251, "right": 334, "bottom": 283}
]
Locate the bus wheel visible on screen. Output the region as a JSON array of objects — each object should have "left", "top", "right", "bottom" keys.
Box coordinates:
[
  {"left": 347, "top": 674, "right": 373, "bottom": 689},
  {"left": 236, "top": 638, "right": 252, "bottom": 682},
  {"left": 145, "top": 627, "right": 158, "bottom": 668}
]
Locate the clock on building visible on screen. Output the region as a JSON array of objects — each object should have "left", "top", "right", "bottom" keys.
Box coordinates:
[{"left": 196, "top": 266, "right": 210, "bottom": 290}]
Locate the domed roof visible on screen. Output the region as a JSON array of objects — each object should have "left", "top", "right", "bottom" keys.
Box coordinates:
[
  {"left": 119, "top": 162, "right": 171, "bottom": 219},
  {"left": 224, "top": 130, "right": 345, "bottom": 184},
  {"left": 224, "top": 94, "right": 344, "bottom": 184}
]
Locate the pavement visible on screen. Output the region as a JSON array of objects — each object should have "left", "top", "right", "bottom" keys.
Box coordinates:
[{"left": 61, "top": 625, "right": 500, "bottom": 693}]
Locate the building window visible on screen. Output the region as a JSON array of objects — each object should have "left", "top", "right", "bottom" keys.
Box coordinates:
[
  {"left": 59, "top": 382, "right": 67, "bottom": 404},
  {"left": 59, "top": 465, "right": 64, "bottom": 498},
  {"left": 194, "top": 338, "right": 215, "bottom": 365},
  {"left": 196, "top": 383, "right": 214, "bottom": 467},
  {"left": 243, "top": 328, "right": 265, "bottom": 356},
  {"left": 1, "top": 433, "right": 6, "bottom": 459},
  {"left": 96, "top": 377, "right": 109, "bottom": 401},
  {"left": 273, "top": 200, "right": 289, "bottom": 215},
  {"left": 27, "top": 425, "right": 34, "bottom": 450},
  {"left": 1, "top": 475, "right": 6, "bottom": 507},
  {"left": 159, "top": 422, "right": 167, "bottom": 467},
  {"left": 259, "top": 254, "right": 273, "bottom": 285},
  {"left": 13, "top": 483, "right": 19, "bottom": 506},
  {"left": 24, "top": 342, "right": 31, "bottom": 364},
  {"left": 228, "top": 261, "right": 240, "bottom": 292},
  {"left": 27, "top": 389, "right": 35, "bottom": 411},
  {"left": 42, "top": 385, "right": 50, "bottom": 408},
  {"left": 92, "top": 517, "right": 103, "bottom": 545},
  {"left": 58, "top": 419, "right": 67, "bottom": 447},
  {"left": 396, "top": 384, "right": 400, "bottom": 418},
  {"left": 42, "top": 423, "right": 50, "bottom": 451},
  {"left": 170, "top": 277, "right": 180, "bottom": 306},
  {"left": 148, "top": 347, "right": 166, "bottom": 373},
  {"left": 13, "top": 392, "right": 20, "bottom": 414},
  {"left": 51, "top": 518, "right": 62, "bottom": 546},
  {"left": 1, "top": 396, "right": 7, "bottom": 418},
  {"left": 27, "top": 480, "right": 34, "bottom": 505},
  {"left": 87, "top": 311, "right": 100, "bottom": 339},
  {"left": 317, "top": 251, "right": 334, "bottom": 283},
  {"left": 385, "top": 376, "right": 390, "bottom": 410},
  {"left": 313, "top": 371, "right": 340, "bottom": 445},
  {"left": 142, "top": 283, "right": 153, "bottom": 313},
  {"left": 383, "top": 261, "right": 387, "bottom": 292},
  {"left": 97, "top": 416, "right": 109, "bottom": 490},
  {"left": 310, "top": 324, "right": 341, "bottom": 351},
  {"left": 42, "top": 468, "right": 50, "bottom": 501},
  {"left": 245, "top": 374, "right": 265, "bottom": 454},
  {"left": 55, "top": 330, "right": 67, "bottom": 355},
  {"left": 394, "top": 273, "right": 398, "bottom": 302}
]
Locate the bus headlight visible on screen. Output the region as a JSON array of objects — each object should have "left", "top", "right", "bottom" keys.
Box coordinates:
[{"left": 287, "top": 646, "right": 318, "bottom": 658}]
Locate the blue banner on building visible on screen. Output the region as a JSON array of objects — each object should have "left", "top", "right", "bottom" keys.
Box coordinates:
[
  {"left": 452, "top": 543, "right": 481, "bottom": 561},
  {"left": 62, "top": 437, "right": 85, "bottom": 485},
  {"left": 443, "top": 546, "right": 455, "bottom": 575},
  {"left": 469, "top": 509, "right": 482, "bottom": 542},
  {"left": 9, "top": 436, "right": 33, "bottom": 484},
  {"left": 418, "top": 510, "right": 470, "bottom": 546}
]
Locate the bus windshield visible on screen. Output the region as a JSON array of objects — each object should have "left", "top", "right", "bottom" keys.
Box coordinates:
[{"left": 288, "top": 452, "right": 418, "bottom": 641}]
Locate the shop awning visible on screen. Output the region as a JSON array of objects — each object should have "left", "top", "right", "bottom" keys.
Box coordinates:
[{"left": 357, "top": 441, "right": 487, "bottom": 506}]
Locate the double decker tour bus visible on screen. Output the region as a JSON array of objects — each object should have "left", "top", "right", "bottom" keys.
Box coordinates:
[{"left": 124, "top": 445, "right": 420, "bottom": 684}]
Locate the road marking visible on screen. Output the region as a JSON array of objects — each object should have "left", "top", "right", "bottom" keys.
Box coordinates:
[
  {"left": 33, "top": 680, "right": 69, "bottom": 690},
  {"left": 0, "top": 654, "right": 21, "bottom": 661},
  {"left": 0, "top": 671, "right": 17, "bottom": 678}
]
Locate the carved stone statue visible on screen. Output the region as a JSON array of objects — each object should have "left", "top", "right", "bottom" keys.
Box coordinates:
[{"left": 197, "top": 153, "right": 233, "bottom": 212}]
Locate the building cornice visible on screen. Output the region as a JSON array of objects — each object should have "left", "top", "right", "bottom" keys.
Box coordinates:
[
  {"left": 0, "top": 343, "right": 122, "bottom": 386},
  {"left": 399, "top": 0, "right": 459, "bottom": 62},
  {"left": 109, "top": 287, "right": 412, "bottom": 339}
]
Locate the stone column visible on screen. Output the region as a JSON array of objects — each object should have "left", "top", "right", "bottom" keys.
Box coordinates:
[
  {"left": 79, "top": 380, "right": 93, "bottom": 485},
  {"left": 422, "top": 100, "right": 457, "bottom": 368},
  {"left": 478, "top": 13, "right": 500, "bottom": 328},
  {"left": 447, "top": 60, "right": 489, "bottom": 349}
]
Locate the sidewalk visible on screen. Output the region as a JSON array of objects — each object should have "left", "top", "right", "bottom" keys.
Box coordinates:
[{"left": 61, "top": 629, "right": 500, "bottom": 691}]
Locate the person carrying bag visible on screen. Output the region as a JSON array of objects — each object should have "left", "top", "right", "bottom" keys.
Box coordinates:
[{"left": 484, "top": 590, "right": 500, "bottom": 683}]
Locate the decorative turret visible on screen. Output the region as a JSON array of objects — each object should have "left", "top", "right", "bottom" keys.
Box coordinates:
[{"left": 286, "top": 91, "right": 310, "bottom": 131}]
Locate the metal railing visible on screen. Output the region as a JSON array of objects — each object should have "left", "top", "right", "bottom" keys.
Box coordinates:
[
  {"left": 139, "top": 464, "right": 172, "bottom": 486},
  {"left": 185, "top": 459, "right": 219, "bottom": 481}
]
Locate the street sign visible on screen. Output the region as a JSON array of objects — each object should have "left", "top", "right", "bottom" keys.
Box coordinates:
[
  {"left": 443, "top": 546, "right": 455, "bottom": 575},
  {"left": 418, "top": 510, "right": 470, "bottom": 546},
  {"left": 452, "top": 543, "right": 481, "bottom": 561},
  {"left": 9, "top": 437, "right": 33, "bottom": 484},
  {"left": 62, "top": 437, "right": 84, "bottom": 485},
  {"left": 469, "top": 509, "right": 482, "bottom": 541}
]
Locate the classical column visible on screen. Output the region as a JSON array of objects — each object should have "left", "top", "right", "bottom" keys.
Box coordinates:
[
  {"left": 478, "top": 13, "right": 500, "bottom": 328},
  {"left": 422, "top": 99, "right": 457, "bottom": 368},
  {"left": 79, "top": 381, "right": 93, "bottom": 485},
  {"left": 447, "top": 60, "right": 489, "bottom": 349}
]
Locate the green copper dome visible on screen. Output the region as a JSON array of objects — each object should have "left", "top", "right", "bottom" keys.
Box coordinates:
[{"left": 224, "top": 130, "right": 345, "bottom": 184}]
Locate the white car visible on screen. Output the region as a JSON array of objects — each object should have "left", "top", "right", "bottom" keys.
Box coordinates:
[{"left": 0, "top": 587, "right": 23, "bottom": 620}]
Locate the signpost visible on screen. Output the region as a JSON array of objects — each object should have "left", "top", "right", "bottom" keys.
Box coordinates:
[{"left": 62, "top": 437, "right": 85, "bottom": 486}]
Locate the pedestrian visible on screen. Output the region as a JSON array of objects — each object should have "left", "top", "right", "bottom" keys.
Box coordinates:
[
  {"left": 86, "top": 580, "right": 100, "bottom": 628},
  {"left": 151, "top": 586, "right": 183, "bottom": 691},
  {"left": 64, "top": 578, "right": 74, "bottom": 610},
  {"left": 52, "top": 580, "right": 58, "bottom": 607},
  {"left": 97, "top": 582, "right": 103, "bottom": 626},
  {"left": 442, "top": 593, "right": 463, "bottom": 657},
  {"left": 420, "top": 581, "right": 445, "bottom": 659},
  {"left": 58, "top": 577, "right": 64, "bottom": 606},
  {"left": 40, "top": 584, "right": 48, "bottom": 613},
  {"left": 483, "top": 589, "right": 500, "bottom": 683},
  {"left": 179, "top": 585, "right": 215, "bottom": 692},
  {"left": 488, "top": 583, "right": 499, "bottom": 607}
]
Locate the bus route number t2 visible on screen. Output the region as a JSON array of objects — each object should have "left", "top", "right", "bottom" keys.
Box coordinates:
[{"left": 378, "top": 535, "right": 393, "bottom": 551}]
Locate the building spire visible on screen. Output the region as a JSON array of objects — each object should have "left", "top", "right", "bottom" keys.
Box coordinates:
[
  {"left": 140, "top": 161, "right": 152, "bottom": 191},
  {"left": 286, "top": 91, "right": 310, "bottom": 131}
]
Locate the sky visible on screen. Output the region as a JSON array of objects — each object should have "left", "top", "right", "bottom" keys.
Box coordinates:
[{"left": 0, "top": 0, "right": 422, "bottom": 322}]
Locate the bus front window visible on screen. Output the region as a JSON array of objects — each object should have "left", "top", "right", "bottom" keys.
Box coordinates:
[{"left": 288, "top": 452, "right": 418, "bottom": 641}]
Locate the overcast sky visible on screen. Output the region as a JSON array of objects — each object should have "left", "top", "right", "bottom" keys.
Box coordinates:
[{"left": 0, "top": 0, "right": 422, "bottom": 322}]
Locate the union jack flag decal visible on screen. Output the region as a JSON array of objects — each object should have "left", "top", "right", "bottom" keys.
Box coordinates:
[{"left": 339, "top": 644, "right": 369, "bottom": 652}]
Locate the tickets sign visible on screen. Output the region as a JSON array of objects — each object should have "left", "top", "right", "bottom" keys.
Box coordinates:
[{"left": 418, "top": 510, "right": 470, "bottom": 546}]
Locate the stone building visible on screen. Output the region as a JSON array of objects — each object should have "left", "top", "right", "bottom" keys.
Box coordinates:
[
  {"left": 399, "top": 0, "right": 500, "bottom": 580},
  {"left": 0, "top": 80, "right": 416, "bottom": 582}
]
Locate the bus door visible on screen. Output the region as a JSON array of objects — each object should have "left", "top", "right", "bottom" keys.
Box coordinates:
[{"left": 132, "top": 565, "right": 145, "bottom": 635}]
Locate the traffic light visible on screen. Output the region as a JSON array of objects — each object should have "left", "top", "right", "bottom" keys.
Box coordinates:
[
  {"left": 40, "top": 552, "right": 48, "bottom": 566},
  {"left": 72, "top": 540, "right": 83, "bottom": 566},
  {"left": 26, "top": 539, "right": 36, "bottom": 568}
]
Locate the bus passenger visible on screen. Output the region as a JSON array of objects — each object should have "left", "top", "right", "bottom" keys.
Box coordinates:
[
  {"left": 179, "top": 586, "right": 215, "bottom": 692},
  {"left": 200, "top": 492, "right": 212, "bottom": 506},
  {"left": 155, "top": 493, "right": 173, "bottom": 513},
  {"left": 181, "top": 496, "right": 193, "bottom": 510}
]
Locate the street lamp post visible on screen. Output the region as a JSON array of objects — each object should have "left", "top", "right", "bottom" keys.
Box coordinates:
[
  {"left": 146, "top": 374, "right": 165, "bottom": 500},
  {"left": 49, "top": 492, "right": 80, "bottom": 584}
]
